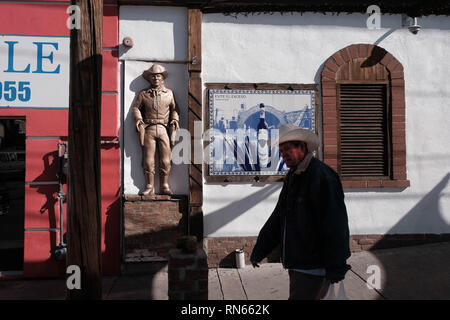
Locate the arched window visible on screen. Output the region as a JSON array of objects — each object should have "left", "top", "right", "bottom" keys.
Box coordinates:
[{"left": 321, "top": 44, "right": 409, "bottom": 188}]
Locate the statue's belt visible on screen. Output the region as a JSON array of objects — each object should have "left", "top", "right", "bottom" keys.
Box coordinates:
[{"left": 143, "top": 119, "right": 168, "bottom": 126}]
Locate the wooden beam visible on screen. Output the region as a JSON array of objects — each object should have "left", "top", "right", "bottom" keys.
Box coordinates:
[
  {"left": 66, "top": 0, "right": 103, "bottom": 300},
  {"left": 188, "top": 9, "right": 203, "bottom": 239}
]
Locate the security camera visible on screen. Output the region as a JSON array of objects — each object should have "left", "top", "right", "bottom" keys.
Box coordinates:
[
  {"left": 408, "top": 25, "right": 421, "bottom": 34},
  {"left": 408, "top": 24, "right": 421, "bottom": 34},
  {"left": 408, "top": 17, "right": 421, "bottom": 34}
]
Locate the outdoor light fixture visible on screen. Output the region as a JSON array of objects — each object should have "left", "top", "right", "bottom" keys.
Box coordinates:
[{"left": 402, "top": 15, "right": 421, "bottom": 34}]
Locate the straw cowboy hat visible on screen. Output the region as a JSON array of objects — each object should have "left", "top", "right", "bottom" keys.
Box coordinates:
[
  {"left": 276, "top": 124, "right": 320, "bottom": 152},
  {"left": 142, "top": 64, "right": 168, "bottom": 81}
]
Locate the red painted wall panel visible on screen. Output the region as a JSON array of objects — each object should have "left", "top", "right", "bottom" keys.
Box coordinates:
[
  {"left": 0, "top": 110, "right": 68, "bottom": 137},
  {"left": 103, "top": 6, "right": 119, "bottom": 48},
  {"left": 0, "top": 3, "right": 69, "bottom": 37},
  {"left": 26, "top": 110, "right": 69, "bottom": 137},
  {"left": 25, "top": 139, "right": 60, "bottom": 182},
  {"left": 101, "top": 94, "right": 119, "bottom": 137},
  {"left": 23, "top": 0, "right": 68, "bottom": 2},
  {"left": 23, "top": 231, "right": 65, "bottom": 278},
  {"left": 102, "top": 50, "right": 119, "bottom": 92},
  {"left": 24, "top": 184, "right": 67, "bottom": 230},
  {"left": 23, "top": 146, "right": 122, "bottom": 275},
  {"left": 0, "top": 3, "right": 119, "bottom": 44},
  {"left": 2, "top": 1, "right": 121, "bottom": 277},
  {"left": 101, "top": 145, "right": 121, "bottom": 275}
]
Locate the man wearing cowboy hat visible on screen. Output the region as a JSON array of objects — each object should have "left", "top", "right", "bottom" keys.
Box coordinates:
[
  {"left": 250, "top": 124, "right": 351, "bottom": 300},
  {"left": 132, "top": 64, "right": 180, "bottom": 195}
]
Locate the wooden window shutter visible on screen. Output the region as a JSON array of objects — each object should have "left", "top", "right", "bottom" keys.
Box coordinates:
[{"left": 338, "top": 84, "right": 389, "bottom": 178}]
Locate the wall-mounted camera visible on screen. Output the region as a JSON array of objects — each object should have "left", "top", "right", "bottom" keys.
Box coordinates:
[
  {"left": 408, "top": 24, "right": 421, "bottom": 34},
  {"left": 402, "top": 15, "right": 421, "bottom": 35}
]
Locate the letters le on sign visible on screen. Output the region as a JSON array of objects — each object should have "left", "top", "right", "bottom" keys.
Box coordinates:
[{"left": 0, "top": 35, "right": 70, "bottom": 109}]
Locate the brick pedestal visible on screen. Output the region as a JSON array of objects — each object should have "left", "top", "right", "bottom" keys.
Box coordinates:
[
  {"left": 168, "top": 248, "right": 208, "bottom": 300},
  {"left": 123, "top": 194, "right": 187, "bottom": 261}
]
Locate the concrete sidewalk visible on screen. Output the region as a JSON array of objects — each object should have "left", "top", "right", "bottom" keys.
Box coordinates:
[
  {"left": 210, "top": 241, "right": 450, "bottom": 300},
  {"left": 0, "top": 242, "right": 449, "bottom": 300}
]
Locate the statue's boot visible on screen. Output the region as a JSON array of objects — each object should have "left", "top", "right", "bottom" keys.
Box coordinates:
[
  {"left": 141, "top": 172, "right": 154, "bottom": 195},
  {"left": 160, "top": 174, "right": 173, "bottom": 196}
]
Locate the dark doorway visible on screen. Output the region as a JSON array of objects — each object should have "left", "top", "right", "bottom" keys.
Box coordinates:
[{"left": 0, "top": 118, "right": 25, "bottom": 272}]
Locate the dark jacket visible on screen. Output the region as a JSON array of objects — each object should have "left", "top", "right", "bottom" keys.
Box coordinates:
[{"left": 250, "top": 157, "right": 351, "bottom": 282}]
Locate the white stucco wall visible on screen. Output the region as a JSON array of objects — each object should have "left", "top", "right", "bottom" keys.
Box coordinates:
[
  {"left": 118, "top": 7, "right": 450, "bottom": 236},
  {"left": 202, "top": 12, "right": 450, "bottom": 237},
  {"left": 119, "top": 6, "right": 188, "bottom": 61}
]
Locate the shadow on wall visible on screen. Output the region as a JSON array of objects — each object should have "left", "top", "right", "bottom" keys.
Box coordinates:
[
  {"left": 200, "top": 173, "right": 450, "bottom": 297},
  {"left": 31, "top": 150, "right": 61, "bottom": 256},
  {"left": 122, "top": 183, "right": 283, "bottom": 284},
  {"left": 103, "top": 193, "right": 121, "bottom": 276},
  {"left": 29, "top": 146, "right": 122, "bottom": 277},
  {"left": 124, "top": 79, "right": 148, "bottom": 193},
  {"left": 203, "top": 183, "right": 283, "bottom": 267},
  {"left": 121, "top": 186, "right": 284, "bottom": 298},
  {"left": 118, "top": 173, "right": 450, "bottom": 299},
  {"left": 379, "top": 173, "right": 450, "bottom": 239},
  {"left": 100, "top": 142, "right": 122, "bottom": 276},
  {"left": 25, "top": 150, "right": 66, "bottom": 276},
  {"left": 203, "top": 183, "right": 281, "bottom": 236},
  {"left": 365, "top": 173, "right": 450, "bottom": 299}
]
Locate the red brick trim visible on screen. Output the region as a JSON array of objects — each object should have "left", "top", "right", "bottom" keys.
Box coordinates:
[
  {"left": 350, "top": 234, "right": 450, "bottom": 252},
  {"left": 321, "top": 44, "right": 409, "bottom": 188},
  {"left": 342, "top": 179, "right": 410, "bottom": 189},
  {"left": 204, "top": 234, "right": 450, "bottom": 267}
]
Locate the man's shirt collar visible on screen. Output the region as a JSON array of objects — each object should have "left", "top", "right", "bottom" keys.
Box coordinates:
[
  {"left": 293, "top": 152, "right": 313, "bottom": 175},
  {"left": 145, "top": 86, "right": 168, "bottom": 94}
]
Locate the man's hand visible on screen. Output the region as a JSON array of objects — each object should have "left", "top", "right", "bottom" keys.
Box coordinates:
[
  {"left": 169, "top": 120, "right": 179, "bottom": 130},
  {"left": 136, "top": 119, "right": 145, "bottom": 132}
]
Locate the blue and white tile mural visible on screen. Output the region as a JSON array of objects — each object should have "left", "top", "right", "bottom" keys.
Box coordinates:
[{"left": 208, "top": 89, "right": 316, "bottom": 176}]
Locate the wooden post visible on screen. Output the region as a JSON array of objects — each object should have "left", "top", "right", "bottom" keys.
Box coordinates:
[
  {"left": 66, "top": 0, "right": 103, "bottom": 300},
  {"left": 188, "top": 9, "right": 203, "bottom": 240}
]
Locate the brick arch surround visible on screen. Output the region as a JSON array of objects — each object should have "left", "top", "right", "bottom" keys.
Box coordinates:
[{"left": 321, "top": 43, "right": 410, "bottom": 189}]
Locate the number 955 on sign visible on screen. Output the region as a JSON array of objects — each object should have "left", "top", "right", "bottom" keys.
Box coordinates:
[{"left": 0, "top": 81, "right": 31, "bottom": 102}]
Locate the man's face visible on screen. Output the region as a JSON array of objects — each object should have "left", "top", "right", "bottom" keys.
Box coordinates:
[
  {"left": 279, "top": 141, "right": 307, "bottom": 169},
  {"left": 150, "top": 73, "right": 163, "bottom": 88}
]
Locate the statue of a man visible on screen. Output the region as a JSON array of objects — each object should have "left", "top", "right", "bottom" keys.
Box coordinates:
[{"left": 132, "top": 64, "right": 180, "bottom": 195}]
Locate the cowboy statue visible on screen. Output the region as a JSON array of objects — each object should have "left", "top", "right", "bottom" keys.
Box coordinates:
[{"left": 132, "top": 64, "right": 180, "bottom": 195}]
